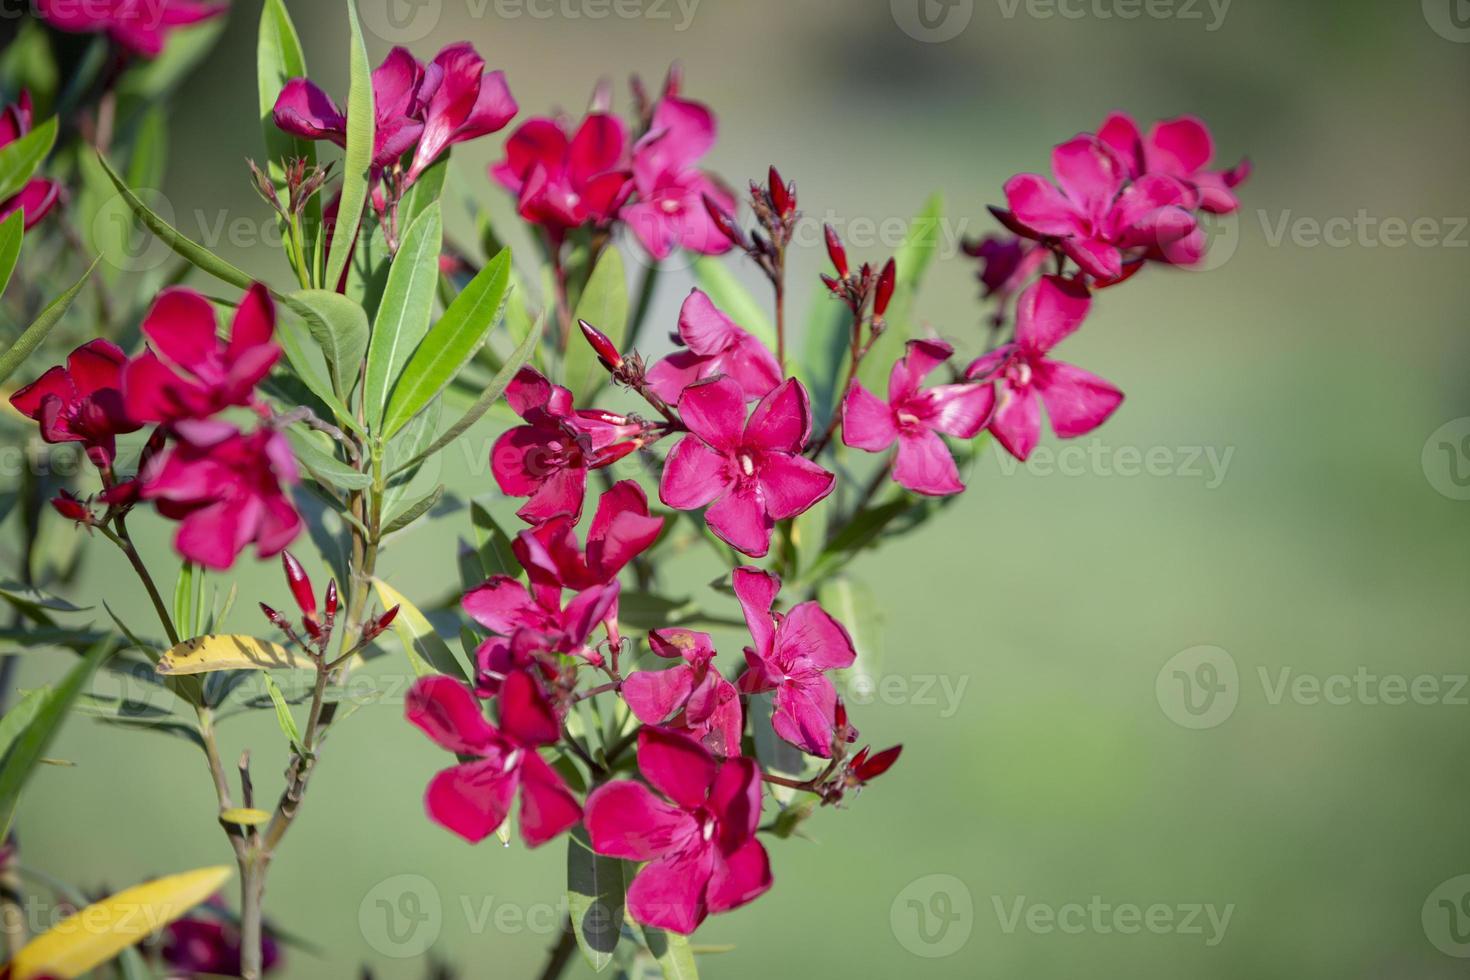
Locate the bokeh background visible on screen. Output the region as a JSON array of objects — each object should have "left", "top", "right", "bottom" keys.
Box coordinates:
[{"left": 10, "top": 0, "right": 1470, "bottom": 976}]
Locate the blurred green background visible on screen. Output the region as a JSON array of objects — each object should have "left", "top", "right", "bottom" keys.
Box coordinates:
[{"left": 10, "top": 0, "right": 1470, "bottom": 976}]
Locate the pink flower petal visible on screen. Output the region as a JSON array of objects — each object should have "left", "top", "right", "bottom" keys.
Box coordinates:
[
  {"left": 1147, "top": 115, "right": 1214, "bottom": 177},
  {"left": 773, "top": 675, "right": 839, "bottom": 757},
  {"left": 733, "top": 567, "right": 780, "bottom": 658},
  {"left": 989, "top": 380, "right": 1041, "bottom": 461},
  {"left": 744, "top": 379, "right": 811, "bottom": 453},
  {"left": 916, "top": 383, "right": 994, "bottom": 439},
  {"left": 627, "top": 847, "right": 714, "bottom": 935},
  {"left": 894, "top": 428, "right": 965, "bottom": 496},
  {"left": 637, "top": 726, "right": 716, "bottom": 808},
  {"left": 142, "top": 288, "right": 218, "bottom": 371},
  {"left": 779, "top": 602, "right": 855, "bottom": 672},
  {"left": 1004, "top": 174, "right": 1080, "bottom": 238},
  {"left": 425, "top": 759, "right": 518, "bottom": 843},
  {"left": 497, "top": 670, "right": 561, "bottom": 747},
  {"left": 516, "top": 752, "right": 582, "bottom": 847},
  {"left": 707, "top": 756, "right": 762, "bottom": 843},
  {"left": 623, "top": 665, "right": 696, "bottom": 724},
  {"left": 842, "top": 383, "right": 898, "bottom": 452},
  {"left": 888, "top": 338, "right": 953, "bottom": 403},
  {"left": 706, "top": 837, "right": 772, "bottom": 914},
  {"left": 659, "top": 436, "right": 731, "bottom": 511},
  {"left": 585, "top": 779, "right": 698, "bottom": 862},
  {"left": 756, "top": 453, "right": 833, "bottom": 521},
  {"left": 678, "top": 376, "right": 747, "bottom": 453},
  {"left": 1014, "top": 275, "right": 1092, "bottom": 355},
  {"left": 1034, "top": 359, "right": 1124, "bottom": 438},
  {"left": 406, "top": 676, "right": 501, "bottom": 755},
  {"left": 272, "top": 78, "right": 346, "bottom": 145},
  {"left": 1051, "top": 136, "right": 1126, "bottom": 222},
  {"left": 463, "top": 576, "right": 540, "bottom": 634},
  {"left": 705, "top": 484, "right": 771, "bottom": 557}
]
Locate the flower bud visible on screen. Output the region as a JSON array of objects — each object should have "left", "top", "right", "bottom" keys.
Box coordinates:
[
  {"left": 280, "top": 551, "right": 316, "bottom": 620},
  {"left": 768, "top": 166, "right": 793, "bottom": 216},
  {"left": 874, "top": 258, "right": 896, "bottom": 317},
  {"left": 324, "top": 579, "right": 339, "bottom": 620},
  {"left": 852, "top": 744, "right": 902, "bottom": 782},
  {"left": 824, "top": 225, "right": 848, "bottom": 278},
  {"left": 579, "top": 319, "right": 624, "bottom": 371},
  {"left": 589, "top": 440, "right": 640, "bottom": 470},
  {"left": 361, "top": 605, "right": 400, "bottom": 644},
  {"left": 259, "top": 602, "right": 290, "bottom": 632},
  {"left": 703, "top": 194, "right": 744, "bottom": 247},
  {"left": 51, "top": 490, "right": 91, "bottom": 525}
]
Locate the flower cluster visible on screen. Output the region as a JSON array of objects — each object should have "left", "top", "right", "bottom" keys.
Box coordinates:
[
  {"left": 7, "top": 284, "right": 302, "bottom": 569},
  {"left": 36, "top": 0, "right": 226, "bottom": 59}
]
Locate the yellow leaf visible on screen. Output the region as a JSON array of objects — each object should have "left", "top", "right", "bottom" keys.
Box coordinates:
[
  {"left": 219, "top": 807, "right": 270, "bottom": 826},
  {"left": 9, "top": 865, "right": 232, "bottom": 978},
  {"left": 155, "top": 634, "right": 312, "bottom": 675}
]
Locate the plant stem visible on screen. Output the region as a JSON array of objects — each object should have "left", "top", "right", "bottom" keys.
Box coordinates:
[{"left": 536, "top": 916, "right": 580, "bottom": 980}]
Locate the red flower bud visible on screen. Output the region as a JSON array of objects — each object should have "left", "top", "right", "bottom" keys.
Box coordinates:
[
  {"left": 834, "top": 696, "right": 848, "bottom": 732},
  {"left": 824, "top": 224, "right": 848, "bottom": 278},
  {"left": 579, "top": 319, "right": 624, "bottom": 371},
  {"left": 820, "top": 273, "right": 843, "bottom": 295},
  {"left": 280, "top": 551, "right": 316, "bottom": 620},
  {"left": 362, "top": 605, "right": 400, "bottom": 644},
  {"left": 324, "top": 579, "right": 339, "bottom": 619},
  {"left": 768, "top": 166, "right": 792, "bottom": 216},
  {"left": 51, "top": 490, "right": 90, "bottom": 524},
  {"left": 589, "top": 440, "right": 640, "bottom": 470},
  {"left": 259, "top": 602, "right": 290, "bottom": 632},
  {"left": 852, "top": 744, "right": 902, "bottom": 782},
  {"left": 703, "top": 194, "right": 743, "bottom": 246},
  {"left": 874, "top": 258, "right": 897, "bottom": 317}
]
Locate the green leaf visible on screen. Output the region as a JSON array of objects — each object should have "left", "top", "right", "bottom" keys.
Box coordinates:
[
  {"left": 798, "top": 296, "right": 851, "bottom": 433},
  {"left": 382, "top": 484, "right": 444, "bottom": 536},
  {"left": 365, "top": 203, "right": 443, "bottom": 429},
  {"left": 0, "top": 258, "right": 97, "bottom": 388},
  {"left": 566, "top": 247, "right": 628, "bottom": 402},
  {"left": 856, "top": 193, "right": 944, "bottom": 393},
  {"left": 257, "top": 0, "right": 314, "bottom": 186},
  {"left": 275, "top": 312, "right": 365, "bottom": 435},
  {"left": 818, "top": 576, "right": 882, "bottom": 703},
  {"left": 469, "top": 499, "right": 519, "bottom": 579},
  {"left": 0, "top": 116, "right": 55, "bottom": 201},
  {"left": 644, "top": 927, "right": 700, "bottom": 980},
  {"left": 800, "top": 498, "right": 914, "bottom": 585},
  {"left": 0, "top": 583, "right": 86, "bottom": 615},
  {"left": 286, "top": 430, "right": 372, "bottom": 490},
  {"left": 371, "top": 579, "right": 469, "bottom": 682},
  {"left": 0, "top": 22, "right": 58, "bottom": 115},
  {"left": 173, "top": 562, "right": 196, "bottom": 641},
  {"left": 261, "top": 672, "right": 306, "bottom": 755},
  {"left": 0, "top": 690, "right": 47, "bottom": 762},
  {"left": 0, "top": 207, "right": 24, "bottom": 297},
  {"left": 691, "top": 256, "right": 775, "bottom": 350},
  {"left": 287, "top": 289, "right": 369, "bottom": 399},
  {"left": 567, "top": 826, "right": 627, "bottom": 972},
  {"left": 390, "top": 312, "right": 542, "bottom": 475},
  {"left": 750, "top": 690, "right": 810, "bottom": 806},
  {"left": 400, "top": 156, "right": 448, "bottom": 229},
  {"left": 96, "top": 153, "right": 253, "bottom": 290},
  {"left": 382, "top": 248, "right": 511, "bottom": 439},
  {"left": 325, "top": 0, "right": 376, "bottom": 292},
  {"left": 0, "top": 636, "right": 116, "bottom": 839},
  {"left": 126, "top": 106, "right": 168, "bottom": 191}
]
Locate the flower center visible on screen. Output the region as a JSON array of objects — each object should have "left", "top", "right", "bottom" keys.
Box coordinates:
[
  {"left": 661, "top": 198, "right": 681, "bottom": 215},
  {"left": 737, "top": 452, "right": 756, "bottom": 478},
  {"left": 895, "top": 408, "right": 922, "bottom": 429}
]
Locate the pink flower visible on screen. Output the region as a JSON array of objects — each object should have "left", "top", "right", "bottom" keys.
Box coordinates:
[
  {"left": 965, "top": 275, "right": 1123, "bottom": 461},
  {"left": 623, "top": 95, "right": 735, "bottom": 260},
  {"left": 122, "top": 284, "right": 279, "bottom": 424},
  {"left": 584, "top": 727, "right": 771, "bottom": 934},
  {"left": 36, "top": 0, "right": 226, "bottom": 59},
  {"left": 140, "top": 422, "right": 302, "bottom": 570},
  {"left": 842, "top": 339, "right": 994, "bottom": 497},
  {"left": 490, "top": 368, "right": 643, "bottom": 524},
  {"left": 659, "top": 377, "right": 833, "bottom": 558},
  {"left": 623, "top": 629, "right": 743, "bottom": 757},
  {"left": 1096, "top": 112, "right": 1250, "bottom": 215},
  {"left": 464, "top": 573, "right": 619, "bottom": 691},
  {"left": 732, "top": 567, "right": 855, "bottom": 757},
  {"left": 0, "top": 93, "right": 59, "bottom": 229},
  {"left": 963, "top": 233, "right": 1048, "bottom": 303},
  {"left": 513, "top": 481, "right": 664, "bottom": 591},
  {"left": 9, "top": 339, "right": 140, "bottom": 469},
  {"left": 1002, "top": 135, "right": 1198, "bottom": 280},
  {"left": 406, "top": 672, "right": 581, "bottom": 846},
  {"left": 409, "top": 43, "right": 518, "bottom": 183},
  {"left": 646, "top": 289, "right": 782, "bottom": 404},
  {"left": 490, "top": 112, "right": 632, "bottom": 238}
]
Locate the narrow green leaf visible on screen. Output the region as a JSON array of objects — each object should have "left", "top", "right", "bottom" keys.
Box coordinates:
[
  {"left": 173, "top": 563, "right": 196, "bottom": 641},
  {"left": 96, "top": 153, "right": 253, "bottom": 290},
  {"left": 0, "top": 636, "right": 116, "bottom": 839},
  {"left": 390, "top": 313, "right": 542, "bottom": 475},
  {"left": 691, "top": 256, "right": 775, "bottom": 350},
  {"left": 856, "top": 193, "right": 944, "bottom": 393},
  {"left": 567, "top": 826, "right": 627, "bottom": 972},
  {"left": 566, "top": 247, "right": 628, "bottom": 402},
  {"left": 382, "top": 248, "right": 511, "bottom": 439},
  {"left": 257, "top": 0, "right": 313, "bottom": 182},
  {"left": 0, "top": 209, "right": 25, "bottom": 297},
  {"left": 126, "top": 107, "right": 168, "bottom": 191},
  {"left": 644, "top": 927, "right": 700, "bottom": 980},
  {"left": 381, "top": 484, "right": 444, "bottom": 536},
  {"left": 400, "top": 156, "right": 447, "bottom": 229},
  {"left": 0, "top": 690, "right": 47, "bottom": 762},
  {"left": 260, "top": 672, "right": 306, "bottom": 756},
  {"left": 0, "top": 583, "right": 86, "bottom": 614},
  {"left": 288, "top": 289, "right": 369, "bottom": 399},
  {"left": 469, "top": 499, "right": 519, "bottom": 579},
  {"left": 274, "top": 312, "right": 366, "bottom": 435},
  {"left": 0, "top": 258, "right": 97, "bottom": 388},
  {"left": 371, "top": 579, "right": 469, "bottom": 682},
  {"left": 800, "top": 498, "right": 914, "bottom": 585},
  {"left": 325, "top": 0, "right": 376, "bottom": 291},
  {"left": 365, "top": 203, "right": 443, "bottom": 428},
  {"left": 0, "top": 116, "right": 55, "bottom": 201},
  {"left": 286, "top": 430, "right": 372, "bottom": 490}
]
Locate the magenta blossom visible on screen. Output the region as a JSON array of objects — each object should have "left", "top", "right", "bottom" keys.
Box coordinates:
[
  {"left": 275, "top": 43, "right": 515, "bottom": 179},
  {"left": 963, "top": 233, "right": 1048, "bottom": 303},
  {"left": 842, "top": 339, "right": 994, "bottom": 497},
  {"left": 0, "top": 93, "right": 60, "bottom": 229},
  {"left": 513, "top": 481, "right": 664, "bottom": 592},
  {"left": 732, "top": 567, "right": 855, "bottom": 757},
  {"left": 623, "top": 95, "right": 735, "bottom": 260},
  {"left": 161, "top": 913, "right": 281, "bottom": 977},
  {"left": 490, "top": 368, "right": 643, "bottom": 524},
  {"left": 140, "top": 422, "right": 302, "bottom": 570},
  {"left": 1002, "top": 134, "right": 1198, "bottom": 280},
  {"left": 406, "top": 672, "right": 581, "bottom": 846},
  {"left": 9, "top": 339, "right": 141, "bottom": 470},
  {"left": 965, "top": 275, "right": 1123, "bottom": 462},
  {"left": 122, "top": 284, "right": 279, "bottom": 425},
  {"left": 660, "top": 377, "right": 833, "bottom": 558},
  {"left": 584, "top": 727, "right": 771, "bottom": 934},
  {"left": 623, "top": 629, "right": 743, "bottom": 757},
  {"left": 491, "top": 112, "right": 632, "bottom": 238},
  {"left": 646, "top": 289, "right": 782, "bottom": 404},
  {"left": 1096, "top": 112, "right": 1250, "bottom": 215},
  {"left": 36, "top": 0, "right": 225, "bottom": 59},
  {"left": 464, "top": 571, "right": 619, "bottom": 689}
]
